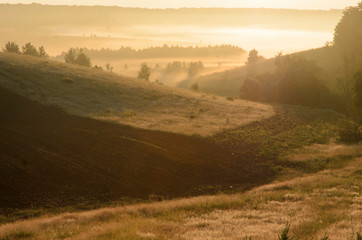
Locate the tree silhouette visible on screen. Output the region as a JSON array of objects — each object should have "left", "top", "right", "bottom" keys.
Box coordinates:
[
  {"left": 137, "top": 63, "right": 151, "bottom": 81},
  {"left": 22, "top": 42, "right": 38, "bottom": 56},
  {"left": 334, "top": 2, "right": 362, "bottom": 60},
  {"left": 64, "top": 48, "right": 77, "bottom": 64},
  {"left": 64, "top": 48, "right": 91, "bottom": 67},
  {"left": 3, "top": 41, "right": 20, "bottom": 53},
  {"left": 246, "top": 49, "right": 265, "bottom": 77},
  {"left": 38, "top": 46, "right": 48, "bottom": 58},
  {"left": 75, "top": 50, "right": 91, "bottom": 67},
  {"left": 353, "top": 71, "right": 362, "bottom": 119}
]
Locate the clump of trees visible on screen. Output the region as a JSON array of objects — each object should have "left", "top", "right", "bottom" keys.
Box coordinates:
[
  {"left": 333, "top": 2, "right": 362, "bottom": 142},
  {"left": 137, "top": 63, "right": 151, "bottom": 81},
  {"left": 3, "top": 41, "right": 20, "bottom": 53},
  {"left": 64, "top": 48, "right": 91, "bottom": 67},
  {"left": 3, "top": 41, "right": 48, "bottom": 58},
  {"left": 188, "top": 62, "right": 204, "bottom": 78},
  {"left": 161, "top": 61, "right": 204, "bottom": 78},
  {"left": 246, "top": 49, "right": 265, "bottom": 78},
  {"left": 240, "top": 55, "right": 330, "bottom": 108}
]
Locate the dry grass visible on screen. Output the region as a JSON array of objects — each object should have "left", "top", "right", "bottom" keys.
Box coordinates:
[
  {"left": 0, "top": 142, "right": 361, "bottom": 240},
  {"left": 0, "top": 52, "right": 274, "bottom": 136}
]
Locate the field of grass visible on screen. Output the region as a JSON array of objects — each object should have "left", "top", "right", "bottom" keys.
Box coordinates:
[
  {"left": 0, "top": 52, "right": 273, "bottom": 136},
  {"left": 0, "top": 141, "right": 360, "bottom": 240},
  {"left": 1, "top": 51, "right": 360, "bottom": 240}
]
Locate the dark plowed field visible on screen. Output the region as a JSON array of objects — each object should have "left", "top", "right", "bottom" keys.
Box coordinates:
[{"left": 0, "top": 87, "right": 272, "bottom": 210}]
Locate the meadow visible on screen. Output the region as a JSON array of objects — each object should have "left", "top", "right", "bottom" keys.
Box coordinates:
[
  {"left": 0, "top": 52, "right": 273, "bottom": 136},
  {"left": 0, "top": 2, "right": 361, "bottom": 239},
  {"left": 0, "top": 141, "right": 360, "bottom": 239}
]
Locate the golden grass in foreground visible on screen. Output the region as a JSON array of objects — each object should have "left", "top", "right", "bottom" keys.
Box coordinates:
[
  {"left": 1, "top": 143, "right": 361, "bottom": 240},
  {"left": 0, "top": 52, "right": 274, "bottom": 136}
]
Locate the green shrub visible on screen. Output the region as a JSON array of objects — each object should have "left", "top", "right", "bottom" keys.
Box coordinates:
[
  {"left": 191, "top": 83, "right": 200, "bottom": 92},
  {"left": 320, "top": 234, "right": 329, "bottom": 240},
  {"left": 357, "top": 232, "right": 362, "bottom": 240},
  {"left": 278, "top": 222, "right": 294, "bottom": 240},
  {"left": 338, "top": 118, "right": 361, "bottom": 143}
]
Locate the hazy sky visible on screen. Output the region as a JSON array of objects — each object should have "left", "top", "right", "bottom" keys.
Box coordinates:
[{"left": 0, "top": 0, "right": 359, "bottom": 9}]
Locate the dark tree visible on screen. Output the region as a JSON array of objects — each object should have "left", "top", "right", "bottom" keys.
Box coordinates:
[
  {"left": 334, "top": 2, "right": 362, "bottom": 57},
  {"left": 75, "top": 50, "right": 91, "bottom": 67},
  {"left": 64, "top": 48, "right": 91, "bottom": 67},
  {"left": 275, "top": 55, "right": 327, "bottom": 107},
  {"left": 240, "top": 78, "right": 260, "bottom": 101},
  {"left": 3, "top": 41, "right": 20, "bottom": 53},
  {"left": 353, "top": 71, "right": 362, "bottom": 119},
  {"left": 22, "top": 42, "right": 38, "bottom": 56},
  {"left": 246, "top": 49, "right": 265, "bottom": 77},
  {"left": 38, "top": 46, "right": 48, "bottom": 58},
  {"left": 137, "top": 63, "right": 151, "bottom": 81},
  {"left": 190, "top": 82, "right": 200, "bottom": 92},
  {"left": 64, "top": 48, "right": 77, "bottom": 64}
]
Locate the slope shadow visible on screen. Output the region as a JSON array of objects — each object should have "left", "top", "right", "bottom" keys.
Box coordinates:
[{"left": 0, "top": 87, "right": 273, "bottom": 209}]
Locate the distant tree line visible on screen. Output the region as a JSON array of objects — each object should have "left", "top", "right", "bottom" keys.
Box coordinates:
[
  {"left": 2, "top": 41, "right": 48, "bottom": 58},
  {"left": 56, "top": 45, "right": 246, "bottom": 60}
]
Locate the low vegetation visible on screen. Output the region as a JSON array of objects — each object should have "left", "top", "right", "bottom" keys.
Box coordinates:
[{"left": 0, "top": 141, "right": 360, "bottom": 239}]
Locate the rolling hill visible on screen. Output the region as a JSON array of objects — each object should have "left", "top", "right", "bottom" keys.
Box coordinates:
[
  {"left": 0, "top": 86, "right": 274, "bottom": 210},
  {"left": 183, "top": 46, "right": 343, "bottom": 97},
  {"left": 0, "top": 52, "right": 273, "bottom": 136},
  {"left": 0, "top": 53, "right": 277, "bottom": 211},
  {"left": 0, "top": 52, "right": 346, "bottom": 229}
]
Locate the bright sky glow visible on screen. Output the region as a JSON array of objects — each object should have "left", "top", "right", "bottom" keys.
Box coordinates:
[{"left": 0, "top": 0, "right": 359, "bottom": 10}]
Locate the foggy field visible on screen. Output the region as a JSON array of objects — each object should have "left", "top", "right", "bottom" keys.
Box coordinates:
[{"left": 84, "top": 57, "right": 244, "bottom": 86}]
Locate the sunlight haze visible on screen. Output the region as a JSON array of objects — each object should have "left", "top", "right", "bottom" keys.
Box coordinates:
[{"left": 0, "top": 0, "right": 359, "bottom": 9}]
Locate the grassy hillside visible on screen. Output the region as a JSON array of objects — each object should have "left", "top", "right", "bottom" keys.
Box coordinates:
[
  {"left": 1, "top": 141, "right": 360, "bottom": 239},
  {"left": 0, "top": 53, "right": 345, "bottom": 215},
  {"left": 0, "top": 52, "right": 354, "bottom": 239},
  {"left": 0, "top": 52, "right": 273, "bottom": 136},
  {"left": 0, "top": 86, "right": 273, "bottom": 212},
  {"left": 179, "top": 58, "right": 276, "bottom": 96},
  {"left": 185, "top": 46, "right": 343, "bottom": 97}
]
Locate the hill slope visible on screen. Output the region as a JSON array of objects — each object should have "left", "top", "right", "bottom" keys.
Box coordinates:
[
  {"left": 1, "top": 141, "right": 360, "bottom": 239},
  {"left": 0, "top": 52, "right": 273, "bottom": 136},
  {"left": 184, "top": 46, "right": 343, "bottom": 97},
  {"left": 0, "top": 86, "right": 272, "bottom": 210}
]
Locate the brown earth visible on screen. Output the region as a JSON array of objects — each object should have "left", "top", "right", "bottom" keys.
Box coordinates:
[{"left": 0, "top": 87, "right": 273, "bottom": 210}]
